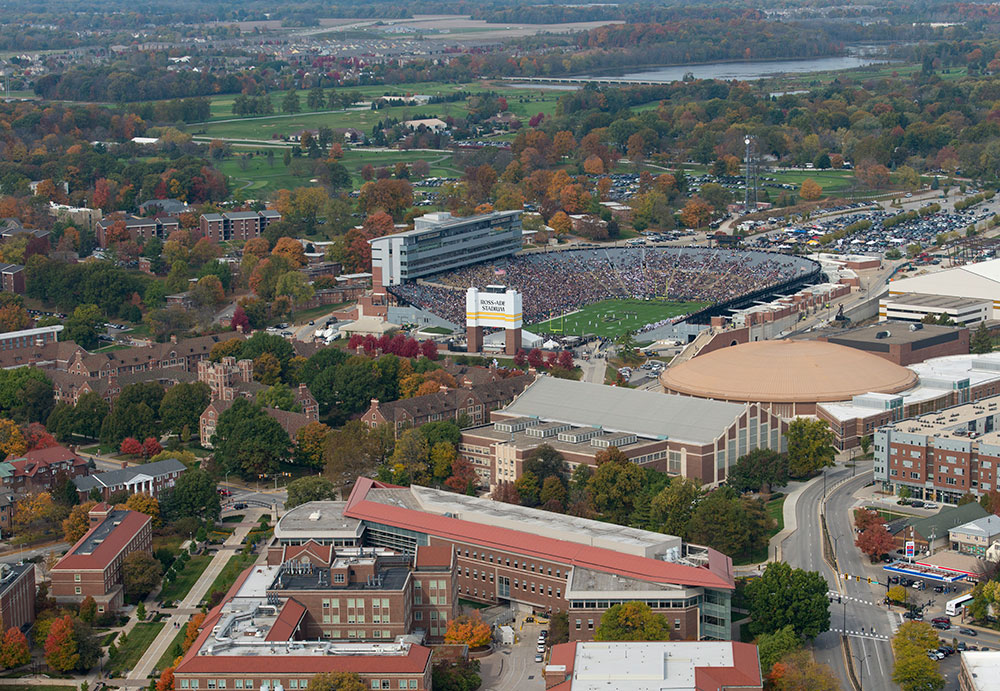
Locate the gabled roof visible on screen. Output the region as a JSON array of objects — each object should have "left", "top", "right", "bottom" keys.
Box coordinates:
[
  {"left": 264, "top": 598, "right": 307, "bottom": 641},
  {"left": 950, "top": 514, "right": 1000, "bottom": 537},
  {"left": 902, "top": 503, "right": 988, "bottom": 540},
  {"left": 73, "top": 457, "right": 186, "bottom": 492},
  {"left": 6, "top": 446, "right": 86, "bottom": 476},
  {"left": 282, "top": 540, "right": 334, "bottom": 566},
  {"left": 53, "top": 509, "right": 150, "bottom": 570},
  {"left": 345, "top": 479, "right": 734, "bottom": 591}
]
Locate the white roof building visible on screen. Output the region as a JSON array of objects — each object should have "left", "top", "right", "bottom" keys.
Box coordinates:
[{"left": 887, "top": 258, "right": 1000, "bottom": 319}]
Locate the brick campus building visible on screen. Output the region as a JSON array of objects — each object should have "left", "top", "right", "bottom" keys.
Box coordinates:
[
  {"left": 0, "top": 562, "right": 36, "bottom": 632},
  {"left": 459, "top": 377, "right": 788, "bottom": 488},
  {"left": 273, "top": 479, "right": 736, "bottom": 642},
  {"left": 50, "top": 504, "right": 153, "bottom": 613},
  {"left": 172, "top": 540, "right": 453, "bottom": 691}
]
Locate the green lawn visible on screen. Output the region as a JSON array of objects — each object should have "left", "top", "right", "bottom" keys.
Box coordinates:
[
  {"left": 289, "top": 301, "right": 352, "bottom": 324},
  {"left": 201, "top": 552, "right": 256, "bottom": 606},
  {"left": 156, "top": 624, "right": 189, "bottom": 673},
  {"left": 159, "top": 553, "right": 212, "bottom": 604},
  {"left": 530, "top": 299, "right": 709, "bottom": 338},
  {"left": 216, "top": 149, "right": 459, "bottom": 198},
  {"left": 108, "top": 622, "right": 165, "bottom": 676}
]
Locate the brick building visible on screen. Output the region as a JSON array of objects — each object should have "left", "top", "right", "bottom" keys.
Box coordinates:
[
  {"left": 263, "top": 541, "right": 457, "bottom": 641},
  {"left": 889, "top": 503, "right": 988, "bottom": 555},
  {"left": 199, "top": 211, "right": 281, "bottom": 243},
  {"left": 0, "top": 325, "right": 65, "bottom": 369},
  {"left": 0, "top": 263, "right": 25, "bottom": 294},
  {"left": 363, "top": 372, "right": 534, "bottom": 437},
  {"left": 816, "top": 322, "right": 970, "bottom": 367},
  {"left": 50, "top": 504, "right": 153, "bottom": 613},
  {"left": 0, "top": 562, "right": 35, "bottom": 632},
  {"left": 277, "top": 480, "right": 737, "bottom": 642},
  {"left": 198, "top": 357, "right": 256, "bottom": 400},
  {"left": 200, "top": 395, "right": 318, "bottom": 448},
  {"left": 875, "top": 392, "right": 1000, "bottom": 503},
  {"left": 0, "top": 445, "right": 89, "bottom": 496},
  {"left": 173, "top": 563, "right": 433, "bottom": 691},
  {"left": 73, "top": 457, "right": 186, "bottom": 501},
  {"left": 459, "top": 377, "right": 787, "bottom": 489},
  {"left": 96, "top": 214, "right": 180, "bottom": 248},
  {"left": 0, "top": 491, "right": 12, "bottom": 536}
]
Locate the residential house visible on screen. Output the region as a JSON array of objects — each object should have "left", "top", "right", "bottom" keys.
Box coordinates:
[
  {"left": 73, "top": 457, "right": 186, "bottom": 502},
  {"left": 50, "top": 503, "right": 153, "bottom": 613},
  {"left": 0, "top": 446, "right": 89, "bottom": 496}
]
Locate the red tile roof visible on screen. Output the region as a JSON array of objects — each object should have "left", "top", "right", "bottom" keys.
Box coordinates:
[
  {"left": 414, "top": 544, "right": 453, "bottom": 569},
  {"left": 344, "top": 479, "right": 733, "bottom": 590},
  {"left": 7, "top": 445, "right": 86, "bottom": 476},
  {"left": 282, "top": 541, "right": 333, "bottom": 566},
  {"left": 265, "top": 598, "right": 306, "bottom": 642},
  {"left": 695, "top": 642, "right": 763, "bottom": 691},
  {"left": 53, "top": 509, "right": 150, "bottom": 571}
]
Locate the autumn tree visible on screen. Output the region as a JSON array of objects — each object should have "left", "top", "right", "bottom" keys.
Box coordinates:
[
  {"left": 157, "top": 668, "right": 175, "bottom": 691},
  {"left": 142, "top": 436, "right": 163, "bottom": 459},
  {"left": 120, "top": 437, "right": 142, "bottom": 456},
  {"left": 799, "top": 178, "right": 823, "bottom": 201},
  {"left": 549, "top": 211, "right": 571, "bottom": 235},
  {"left": 893, "top": 621, "right": 944, "bottom": 691},
  {"left": 444, "top": 612, "right": 492, "bottom": 648},
  {"left": 768, "top": 650, "right": 838, "bottom": 691},
  {"left": 786, "top": 417, "right": 836, "bottom": 477},
  {"left": 680, "top": 197, "right": 713, "bottom": 228},
  {"left": 272, "top": 237, "right": 306, "bottom": 267},
  {"left": 307, "top": 672, "right": 366, "bottom": 691},
  {"left": 0, "top": 418, "right": 27, "bottom": 457},
  {"left": 296, "top": 421, "right": 330, "bottom": 468},
  {"left": 123, "top": 550, "right": 162, "bottom": 598},
  {"left": 182, "top": 613, "right": 205, "bottom": 652},
  {"left": 63, "top": 501, "right": 97, "bottom": 543},
  {"left": 0, "top": 627, "right": 30, "bottom": 669},
  {"left": 79, "top": 595, "right": 97, "bottom": 624},
  {"left": 45, "top": 615, "right": 79, "bottom": 672},
  {"left": 856, "top": 523, "right": 896, "bottom": 561},
  {"left": 125, "top": 493, "right": 161, "bottom": 526}
]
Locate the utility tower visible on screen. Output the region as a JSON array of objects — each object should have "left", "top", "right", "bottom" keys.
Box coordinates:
[{"left": 743, "top": 135, "right": 759, "bottom": 214}]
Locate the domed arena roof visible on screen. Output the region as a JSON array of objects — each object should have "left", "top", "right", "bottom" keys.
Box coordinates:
[{"left": 660, "top": 340, "right": 918, "bottom": 404}]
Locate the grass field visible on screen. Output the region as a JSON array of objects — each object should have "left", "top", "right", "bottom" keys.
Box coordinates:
[
  {"left": 530, "top": 299, "right": 709, "bottom": 337},
  {"left": 108, "top": 622, "right": 165, "bottom": 676},
  {"left": 201, "top": 552, "right": 256, "bottom": 606},
  {"left": 159, "top": 553, "right": 212, "bottom": 604},
  {"left": 217, "top": 149, "right": 461, "bottom": 197},
  {"left": 156, "top": 625, "right": 189, "bottom": 673},
  {"left": 190, "top": 81, "right": 564, "bottom": 142}
]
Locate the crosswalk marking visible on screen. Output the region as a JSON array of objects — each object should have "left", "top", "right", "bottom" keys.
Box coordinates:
[
  {"left": 828, "top": 591, "right": 880, "bottom": 607},
  {"left": 830, "top": 628, "right": 890, "bottom": 641}
]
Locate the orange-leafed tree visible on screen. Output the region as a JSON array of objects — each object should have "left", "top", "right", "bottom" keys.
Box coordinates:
[
  {"left": 0, "top": 626, "right": 30, "bottom": 669},
  {"left": 182, "top": 613, "right": 206, "bottom": 653},
  {"left": 444, "top": 612, "right": 492, "bottom": 648},
  {"left": 63, "top": 501, "right": 98, "bottom": 544},
  {"left": 799, "top": 178, "right": 823, "bottom": 201},
  {"left": 680, "top": 197, "right": 713, "bottom": 229},
  {"left": 157, "top": 667, "right": 175, "bottom": 691},
  {"left": 44, "top": 615, "right": 79, "bottom": 672},
  {"left": 549, "top": 211, "right": 571, "bottom": 235},
  {"left": 271, "top": 237, "right": 306, "bottom": 267}
]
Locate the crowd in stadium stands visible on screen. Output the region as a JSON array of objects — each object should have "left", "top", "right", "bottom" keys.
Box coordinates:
[{"left": 389, "top": 247, "right": 811, "bottom": 326}]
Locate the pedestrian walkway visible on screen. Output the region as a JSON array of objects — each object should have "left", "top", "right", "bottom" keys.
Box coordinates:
[
  {"left": 125, "top": 509, "right": 264, "bottom": 684},
  {"left": 732, "top": 476, "right": 813, "bottom": 575},
  {"left": 829, "top": 627, "right": 890, "bottom": 640}
]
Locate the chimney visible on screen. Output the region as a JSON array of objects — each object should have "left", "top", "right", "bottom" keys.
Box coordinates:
[
  {"left": 88, "top": 502, "right": 112, "bottom": 527},
  {"left": 170, "top": 334, "right": 178, "bottom": 344}
]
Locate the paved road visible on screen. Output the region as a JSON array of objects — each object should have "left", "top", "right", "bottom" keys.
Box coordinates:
[
  {"left": 479, "top": 620, "right": 546, "bottom": 691},
  {"left": 781, "top": 462, "right": 866, "bottom": 691},
  {"left": 0, "top": 541, "right": 68, "bottom": 564},
  {"left": 823, "top": 465, "right": 897, "bottom": 691}
]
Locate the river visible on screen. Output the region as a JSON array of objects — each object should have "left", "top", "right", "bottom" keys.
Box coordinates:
[{"left": 580, "top": 53, "right": 893, "bottom": 83}]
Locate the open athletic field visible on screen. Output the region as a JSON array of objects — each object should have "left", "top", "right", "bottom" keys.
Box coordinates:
[{"left": 530, "top": 299, "right": 709, "bottom": 338}]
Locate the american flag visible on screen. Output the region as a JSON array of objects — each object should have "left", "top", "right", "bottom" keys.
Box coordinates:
[{"left": 494, "top": 269, "right": 506, "bottom": 276}]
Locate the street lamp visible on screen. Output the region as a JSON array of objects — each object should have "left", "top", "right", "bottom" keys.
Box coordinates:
[{"left": 852, "top": 652, "right": 871, "bottom": 691}]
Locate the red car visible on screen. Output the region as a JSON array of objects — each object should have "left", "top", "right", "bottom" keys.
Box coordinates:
[{"left": 217, "top": 488, "right": 232, "bottom": 497}]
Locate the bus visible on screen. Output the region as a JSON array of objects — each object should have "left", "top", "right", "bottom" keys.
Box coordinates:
[{"left": 946, "top": 593, "right": 974, "bottom": 616}]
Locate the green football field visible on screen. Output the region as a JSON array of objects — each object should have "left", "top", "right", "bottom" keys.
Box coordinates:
[{"left": 529, "top": 299, "right": 709, "bottom": 338}]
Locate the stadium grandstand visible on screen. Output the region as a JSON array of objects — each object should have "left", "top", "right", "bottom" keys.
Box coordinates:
[{"left": 388, "top": 246, "right": 820, "bottom": 331}]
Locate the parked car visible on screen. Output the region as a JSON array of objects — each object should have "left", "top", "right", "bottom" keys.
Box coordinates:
[
  {"left": 932, "top": 617, "right": 951, "bottom": 625},
  {"left": 932, "top": 622, "right": 951, "bottom": 630},
  {"left": 535, "top": 653, "right": 544, "bottom": 663}
]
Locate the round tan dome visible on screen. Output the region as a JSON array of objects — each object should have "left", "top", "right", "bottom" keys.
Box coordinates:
[{"left": 661, "top": 340, "right": 917, "bottom": 405}]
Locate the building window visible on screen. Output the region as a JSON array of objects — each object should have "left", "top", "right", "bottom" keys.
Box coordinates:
[
  {"left": 75, "top": 587, "right": 81, "bottom": 595},
  {"left": 75, "top": 574, "right": 81, "bottom": 582},
  {"left": 334, "top": 573, "right": 345, "bottom": 584}
]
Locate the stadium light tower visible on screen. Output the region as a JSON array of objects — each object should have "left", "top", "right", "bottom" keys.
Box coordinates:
[{"left": 743, "top": 135, "right": 758, "bottom": 214}]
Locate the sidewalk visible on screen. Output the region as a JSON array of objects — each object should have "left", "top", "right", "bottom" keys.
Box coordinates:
[
  {"left": 125, "top": 509, "right": 265, "bottom": 684},
  {"left": 733, "top": 475, "right": 814, "bottom": 576}
]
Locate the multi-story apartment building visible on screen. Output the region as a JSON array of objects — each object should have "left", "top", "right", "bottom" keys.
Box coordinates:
[
  {"left": 459, "top": 377, "right": 788, "bottom": 489},
  {"left": 96, "top": 214, "right": 180, "bottom": 248},
  {"left": 277, "top": 481, "right": 736, "bottom": 642},
  {"left": 199, "top": 211, "right": 281, "bottom": 243},
  {"left": 50, "top": 504, "right": 153, "bottom": 613},
  {"left": 0, "top": 562, "right": 35, "bottom": 632},
  {"left": 0, "top": 445, "right": 89, "bottom": 496},
  {"left": 875, "top": 394, "right": 1000, "bottom": 503},
  {"left": 371, "top": 210, "right": 522, "bottom": 287},
  {"left": 0, "top": 263, "right": 25, "bottom": 294}
]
